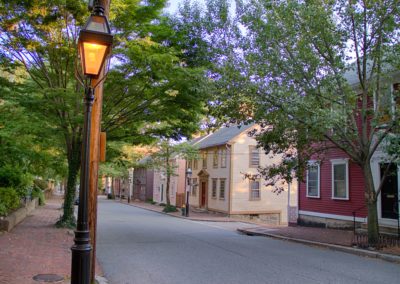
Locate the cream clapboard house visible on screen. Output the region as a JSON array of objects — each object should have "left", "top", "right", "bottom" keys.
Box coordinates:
[
  {"left": 152, "top": 155, "right": 186, "bottom": 207},
  {"left": 187, "top": 124, "right": 298, "bottom": 225}
]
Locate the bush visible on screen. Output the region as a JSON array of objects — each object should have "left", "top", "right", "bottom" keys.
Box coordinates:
[
  {"left": 33, "top": 179, "right": 48, "bottom": 191},
  {"left": 162, "top": 204, "right": 178, "bottom": 213},
  {"left": 0, "top": 187, "right": 20, "bottom": 216},
  {"left": 159, "top": 203, "right": 166, "bottom": 207},
  {"left": 0, "top": 165, "right": 32, "bottom": 198},
  {"left": 146, "top": 198, "right": 156, "bottom": 205},
  {"left": 32, "top": 186, "right": 45, "bottom": 205}
]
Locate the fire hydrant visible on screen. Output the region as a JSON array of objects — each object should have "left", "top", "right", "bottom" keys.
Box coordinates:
[{"left": 181, "top": 204, "right": 186, "bottom": 216}]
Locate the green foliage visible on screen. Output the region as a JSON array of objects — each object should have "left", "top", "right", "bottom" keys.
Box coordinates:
[
  {"left": 159, "top": 203, "right": 166, "bottom": 207},
  {"left": 146, "top": 198, "right": 156, "bottom": 205},
  {"left": 162, "top": 204, "right": 178, "bottom": 213},
  {"left": 32, "top": 186, "right": 45, "bottom": 206},
  {"left": 0, "top": 165, "right": 32, "bottom": 198},
  {"left": 33, "top": 179, "right": 48, "bottom": 191},
  {"left": 0, "top": 187, "right": 20, "bottom": 216}
]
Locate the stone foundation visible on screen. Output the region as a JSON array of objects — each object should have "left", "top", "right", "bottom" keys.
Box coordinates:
[
  {"left": 298, "top": 214, "right": 359, "bottom": 229},
  {"left": 233, "top": 213, "right": 281, "bottom": 226}
]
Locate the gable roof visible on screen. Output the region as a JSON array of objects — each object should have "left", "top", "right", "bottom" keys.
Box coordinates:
[
  {"left": 196, "top": 124, "right": 255, "bottom": 149},
  {"left": 188, "top": 134, "right": 210, "bottom": 146}
]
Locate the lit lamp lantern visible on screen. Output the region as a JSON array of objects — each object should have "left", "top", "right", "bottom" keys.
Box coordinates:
[{"left": 78, "top": 6, "right": 113, "bottom": 78}]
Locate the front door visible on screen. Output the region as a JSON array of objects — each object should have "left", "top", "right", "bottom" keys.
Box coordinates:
[
  {"left": 381, "top": 163, "right": 398, "bottom": 219},
  {"left": 201, "top": 181, "right": 207, "bottom": 208}
]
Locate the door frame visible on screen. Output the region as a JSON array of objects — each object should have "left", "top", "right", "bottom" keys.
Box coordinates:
[
  {"left": 199, "top": 179, "right": 208, "bottom": 209},
  {"left": 373, "top": 156, "right": 400, "bottom": 226}
]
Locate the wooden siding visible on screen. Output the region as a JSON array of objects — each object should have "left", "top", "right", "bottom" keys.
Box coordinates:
[{"left": 299, "top": 148, "right": 367, "bottom": 218}]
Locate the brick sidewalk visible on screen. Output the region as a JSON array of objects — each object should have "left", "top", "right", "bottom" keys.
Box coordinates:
[{"left": 0, "top": 197, "right": 103, "bottom": 284}]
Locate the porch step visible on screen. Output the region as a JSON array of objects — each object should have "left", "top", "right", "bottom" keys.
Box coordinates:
[
  {"left": 191, "top": 207, "right": 208, "bottom": 213},
  {"left": 360, "top": 223, "right": 400, "bottom": 236}
]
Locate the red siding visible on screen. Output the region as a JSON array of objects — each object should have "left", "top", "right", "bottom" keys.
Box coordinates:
[{"left": 299, "top": 148, "right": 368, "bottom": 218}]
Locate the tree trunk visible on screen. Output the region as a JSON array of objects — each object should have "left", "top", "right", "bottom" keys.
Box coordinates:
[
  {"left": 58, "top": 147, "right": 81, "bottom": 227},
  {"left": 166, "top": 173, "right": 171, "bottom": 206},
  {"left": 362, "top": 162, "right": 379, "bottom": 246}
]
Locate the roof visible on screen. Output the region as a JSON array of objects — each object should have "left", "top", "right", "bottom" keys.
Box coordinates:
[
  {"left": 343, "top": 59, "right": 397, "bottom": 86},
  {"left": 188, "top": 135, "right": 210, "bottom": 146},
  {"left": 196, "top": 123, "right": 255, "bottom": 149},
  {"left": 136, "top": 155, "right": 152, "bottom": 166}
]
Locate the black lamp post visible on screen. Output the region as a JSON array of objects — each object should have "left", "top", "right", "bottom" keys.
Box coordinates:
[
  {"left": 71, "top": 4, "right": 113, "bottom": 284},
  {"left": 186, "top": 168, "right": 192, "bottom": 217}
]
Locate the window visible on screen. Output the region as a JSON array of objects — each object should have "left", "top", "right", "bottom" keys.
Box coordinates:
[
  {"left": 211, "top": 178, "right": 217, "bottom": 198},
  {"left": 202, "top": 152, "right": 207, "bottom": 169},
  {"left": 376, "top": 82, "right": 400, "bottom": 123},
  {"left": 219, "top": 178, "right": 226, "bottom": 199},
  {"left": 188, "top": 160, "right": 192, "bottom": 170},
  {"left": 249, "top": 146, "right": 259, "bottom": 167},
  {"left": 331, "top": 159, "right": 349, "bottom": 199},
  {"left": 249, "top": 180, "right": 261, "bottom": 200},
  {"left": 213, "top": 150, "right": 218, "bottom": 168},
  {"left": 191, "top": 178, "right": 197, "bottom": 196},
  {"left": 193, "top": 159, "right": 198, "bottom": 170},
  {"left": 306, "top": 162, "right": 320, "bottom": 198},
  {"left": 221, "top": 149, "right": 227, "bottom": 168}
]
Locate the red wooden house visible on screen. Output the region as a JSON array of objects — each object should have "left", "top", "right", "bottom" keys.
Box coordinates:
[{"left": 298, "top": 69, "right": 399, "bottom": 230}]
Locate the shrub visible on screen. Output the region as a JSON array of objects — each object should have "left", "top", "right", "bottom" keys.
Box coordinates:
[
  {"left": 32, "top": 186, "right": 45, "bottom": 205},
  {"left": 0, "top": 165, "right": 32, "bottom": 198},
  {"left": 162, "top": 204, "right": 178, "bottom": 213},
  {"left": 0, "top": 187, "right": 20, "bottom": 216},
  {"left": 33, "top": 179, "right": 48, "bottom": 191},
  {"left": 159, "top": 203, "right": 166, "bottom": 207},
  {"left": 146, "top": 198, "right": 156, "bottom": 205}
]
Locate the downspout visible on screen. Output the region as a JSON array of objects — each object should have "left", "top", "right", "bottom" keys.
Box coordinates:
[{"left": 228, "top": 143, "right": 233, "bottom": 215}]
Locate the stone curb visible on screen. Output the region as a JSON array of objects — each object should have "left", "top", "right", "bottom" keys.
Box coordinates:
[
  {"left": 117, "top": 200, "right": 400, "bottom": 264},
  {"left": 117, "top": 200, "right": 252, "bottom": 223},
  {"left": 237, "top": 228, "right": 400, "bottom": 264}
]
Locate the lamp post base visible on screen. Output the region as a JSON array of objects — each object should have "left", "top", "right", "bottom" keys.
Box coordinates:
[{"left": 71, "top": 230, "right": 92, "bottom": 284}]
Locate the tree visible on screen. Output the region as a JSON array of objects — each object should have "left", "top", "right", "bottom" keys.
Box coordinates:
[
  {"left": 231, "top": 0, "right": 400, "bottom": 245},
  {"left": 0, "top": 0, "right": 209, "bottom": 227},
  {"left": 166, "top": 0, "right": 245, "bottom": 130},
  {"left": 150, "top": 140, "right": 198, "bottom": 209}
]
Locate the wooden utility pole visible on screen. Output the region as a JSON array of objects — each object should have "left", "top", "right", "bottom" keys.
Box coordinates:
[{"left": 88, "top": 0, "right": 110, "bottom": 282}]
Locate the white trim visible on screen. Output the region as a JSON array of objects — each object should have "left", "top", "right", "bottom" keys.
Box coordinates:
[
  {"left": 331, "top": 159, "right": 349, "bottom": 200},
  {"left": 306, "top": 161, "right": 320, "bottom": 198},
  {"left": 299, "top": 210, "right": 366, "bottom": 223}
]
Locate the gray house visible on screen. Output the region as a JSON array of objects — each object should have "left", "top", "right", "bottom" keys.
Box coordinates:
[{"left": 133, "top": 156, "right": 154, "bottom": 201}]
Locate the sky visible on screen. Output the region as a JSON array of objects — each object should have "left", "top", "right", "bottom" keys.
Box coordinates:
[{"left": 165, "top": 0, "right": 182, "bottom": 13}]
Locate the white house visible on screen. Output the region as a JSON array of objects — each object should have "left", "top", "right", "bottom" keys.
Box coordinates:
[{"left": 187, "top": 124, "right": 298, "bottom": 225}]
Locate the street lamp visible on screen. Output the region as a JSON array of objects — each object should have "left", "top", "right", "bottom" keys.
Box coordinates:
[
  {"left": 71, "top": 4, "right": 113, "bottom": 284},
  {"left": 185, "top": 168, "right": 192, "bottom": 217}
]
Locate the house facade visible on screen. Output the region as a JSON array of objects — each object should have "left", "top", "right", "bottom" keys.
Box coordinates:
[
  {"left": 152, "top": 156, "right": 186, "bottom": 207},
  {"left": 187, "top": 125, "right": 298, "bottom": 225},
  {"left": 298, "top": 72, "right": 399, "bottom": 229},
  {"left": 133, "top": 156, "right": 154, "bottom": 202}
]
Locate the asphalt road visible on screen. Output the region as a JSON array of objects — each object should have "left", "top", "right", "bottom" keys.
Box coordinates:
[{"left": 96, "top": 199, "right": 400, "bottom": 284}]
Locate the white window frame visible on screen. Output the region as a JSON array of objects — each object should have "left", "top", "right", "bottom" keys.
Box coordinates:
[
  {"left": 202, "top": 152, "right": 207, "bottom": 169},
  {"left": 249, "top": 179, "right": 261, "bottom": 201},
  {"left": 191, "top": 178, "right": 198, "bottom": 196},
  {"left": 331, "top": 158, "right": 349, "bottom": 200},
  {"left": 219, "top": 178, "right": 226, "bottom": 200},
  {"left": 306, "top": 161, "right": 320, "bottom": 198},
  {"left": 221, "top": 149, "right": 227, "bottom": 168},
  {"left": 213, "top": 150, "right": 218, "bottom": 168},
  {"left": 211, "top": 178, "right": 217, "bottom": 199},
  {"left": 249, "top": 146, "right": 260, "bottom": 167}
]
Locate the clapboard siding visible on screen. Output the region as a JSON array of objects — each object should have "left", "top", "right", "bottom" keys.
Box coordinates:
[{"left": 299, "top": 147, "right": 367, "bottom": 218}]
